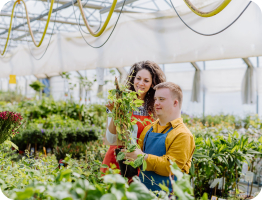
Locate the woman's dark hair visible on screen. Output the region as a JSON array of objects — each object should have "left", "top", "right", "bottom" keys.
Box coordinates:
[{"left": 126, "top": 60, "right": 166, "bottom": 117}]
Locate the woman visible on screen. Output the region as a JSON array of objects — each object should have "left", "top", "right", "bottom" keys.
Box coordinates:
[{"left": 101, "top": 60, "right": 166, "bottom": 175}]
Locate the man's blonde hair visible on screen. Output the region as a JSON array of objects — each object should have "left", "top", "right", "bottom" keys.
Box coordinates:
[{"left": 153, "top": 82, "right": 183, "bottom": 108}]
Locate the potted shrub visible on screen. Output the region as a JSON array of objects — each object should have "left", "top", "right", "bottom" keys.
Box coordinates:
[
  {"left": 107, "top": 77, "right": 146, "bottom": 177},
  {"left": 0, "top": 111, "right": 24, "bottom": 149}
]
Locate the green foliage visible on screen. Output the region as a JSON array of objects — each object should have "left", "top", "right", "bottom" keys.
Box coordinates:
[
  {"left": 0, "top": 91, "right": 27, "bottom": 103},
  {"left": 29, "top": 80, "right": 46, "bottom": 92},
  {"left": 54, "top": 141, "right": 88, "bottom": 160},
  {"left": 0, "top": 111, "right": 25, "bottom": 145},
  {"left": 12, "top": 126, "right": 100, "bottom": 153},
  {"left": 4, "top": 98, "right": 108, "bottom": 129},
  {"left": 12, "top": 172, "right": 157, "bottom": 200},
  {"left": 108, "top": 78, "right": 144, "bottom": 145},
  {"left": 0, "top": 143, "right": 194, "bottom": 200},
  {"left": 29, "top": 114, "right": 83, "bottom": 129},
  {"left": 190, "top": 128, "right": 262, "bottom": 199},
  {"left": 108, "top": 78, "right": 148, "bottom": 170}
]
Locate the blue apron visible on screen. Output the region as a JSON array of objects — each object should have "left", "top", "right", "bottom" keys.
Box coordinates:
[{"left": 139, "top": 126, "right": 177, "bottom": 192}]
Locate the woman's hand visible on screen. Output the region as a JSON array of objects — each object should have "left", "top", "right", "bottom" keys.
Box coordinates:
[
  {"left": 105, "top": 101, "right": 114, "bottom": 112},
  {"left": 121, "top": 148, "right": 148, "bottom": 161}
]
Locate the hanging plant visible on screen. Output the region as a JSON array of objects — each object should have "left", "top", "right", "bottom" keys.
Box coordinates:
[{"left": 29, "top": 80, "right": 45, "bottom": 92}]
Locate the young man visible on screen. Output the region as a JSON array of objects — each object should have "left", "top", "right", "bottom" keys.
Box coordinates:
[{"left": 123, "top": 82, "right": 195, "bottom": 192}]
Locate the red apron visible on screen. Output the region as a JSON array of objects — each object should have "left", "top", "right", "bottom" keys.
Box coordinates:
[{"left": 101, "top": 113, "right": 153, "bottom": 174}]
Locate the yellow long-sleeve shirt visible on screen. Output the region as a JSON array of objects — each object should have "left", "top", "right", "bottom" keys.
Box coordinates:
[{"left": 138, "top": 118, "right": 195, "bottom": 176}]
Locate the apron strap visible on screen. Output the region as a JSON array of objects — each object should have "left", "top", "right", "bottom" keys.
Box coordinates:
[
  {"left": 143, "top": 126, "right": 174, "bottom": 152},
  {"left": 143, "top": 127, "right": 153, "bottom": 152}
]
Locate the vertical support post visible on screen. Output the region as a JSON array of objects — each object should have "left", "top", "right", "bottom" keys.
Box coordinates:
[
  {"left": 203, "top": 61, "right": 206, "bottom": 118},
  {"left": 257, "top": 57, "right": 259, "bottom": 115},
  {"left": 8, "top": 78, "right": 10, "bottom": 91},
  {"left": 16, "top": 77, "right": 18, "bottom": 94},
  {"left": 24, "top": 76, "right": 28, "bottom": 97}
]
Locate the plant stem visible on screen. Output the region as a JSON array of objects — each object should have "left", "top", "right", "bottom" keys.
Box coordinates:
[
  {"left": 250, "top": 159, "right": 254, "bottom": 197},
  {"left": 222, "top": 169, "right": 226, "bottom": 197},
  {"left": 235, "top": 163, "right": 238, "bottom": 198}
]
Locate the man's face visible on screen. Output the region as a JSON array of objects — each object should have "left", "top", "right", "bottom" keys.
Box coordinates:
[{"left": 154, "top": 88, "right": 175, "bottom": 117}]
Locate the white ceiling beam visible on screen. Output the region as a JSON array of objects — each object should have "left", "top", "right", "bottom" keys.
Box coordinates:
[
  {"left": 0, "top": 13, "right": 90, "bottom": 26},
  {"left": 100, "top": 0, "right": 139, "bottom": 14},
  {"left": 40, "top": 0, "right": 137, "bottom": 13},
  {"left": 0, "top": 26, "right": 54, "bottom": 35}
]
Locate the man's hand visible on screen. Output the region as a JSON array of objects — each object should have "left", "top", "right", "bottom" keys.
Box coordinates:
[{"left": 121, "top": 148, "right": 148, "bottom": 161}]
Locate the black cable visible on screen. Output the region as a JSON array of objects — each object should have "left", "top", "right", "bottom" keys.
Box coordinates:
[
  {"left": 170, "top": 0, "right": 252, "bottom": 36},
  {"left": 21, "top": 0, "right": 60, "bottom": 60},
  {"left": 79, "top": 0, "right": 102, "bottom": 35},
  {"left": 72, "top": 0, "right": 126, "bottom": 48}
]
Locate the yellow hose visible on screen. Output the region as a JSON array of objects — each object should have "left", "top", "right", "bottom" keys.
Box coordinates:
[
  {"left": 0, "top": 1, "right": 18, "bottom": 56},
  {"left": 0, "top": 0, "right": 54, "bottom": 56},
  {"left": 21, "top": 0, "right": 54, "bottom": 47},
  {"left": 183, "top": 0, "right": 232, "bottom": 17},
  {"left": 77, "top": 0, "right": 118, "bottom": 37}
]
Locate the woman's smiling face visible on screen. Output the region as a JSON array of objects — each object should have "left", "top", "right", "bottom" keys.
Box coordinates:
[{"left": 134, "top": 69, "right": 153, "bottom": 96}]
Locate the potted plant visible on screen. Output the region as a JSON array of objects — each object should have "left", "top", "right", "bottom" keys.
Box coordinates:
[
  {"left": 0, "top": 111, "right": 24, "bottom": 150},
  {"left": 107, "top": 77, "right": 147, "bottom": 177}
]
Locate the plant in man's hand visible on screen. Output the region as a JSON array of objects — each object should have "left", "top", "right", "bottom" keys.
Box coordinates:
[
  {"left": 0, "top": 111, "right": 25, "bottom": 145},
  {"left": 108, "top": 77, "right": 148, "bottom": 175}
]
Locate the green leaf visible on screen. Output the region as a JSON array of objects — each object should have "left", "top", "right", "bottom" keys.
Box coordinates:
[
  {"left": 15, "top": 187, "right": 34, "bottom": 200},
  {"left": 133, "top": 156, "right": 143, "bottom": 168},
  {"left": 4, "top": 140, "right": 19, "bottom": 150},
  {"left": 211, "top": 163, "right": 221, "bottom": 173},
  {"left": 116, "top": 152, "right": 125, "bottom": 161},
  {"left": 228, "top": 133, "right": 232, "bottom": 143},
  {"left": 159, "top": 183, "right": 169, "bottom": 192},
  {"left": 189, "top": 162, "right": 195, "bottom": 176},
  {"left": 127, "top": 144, "right": 137, "bottom": 153},
  {"left": 101, "top": 193, "right": 117, "bottom": 200},
  {"left": 258, "top": 136, "right": 262, "bottom": 144},
  {"left": 201, "top": 193, "right": 208, "bottom": 200},
  {"left": 101, "top": 164, "right": 109, "bottom": 168},
  {"left": 128, "top": 182, "right": 154, "bottom": 200},
  {"left": 246, "top": 149, "right": 262, "bottom": 154},
  {"left": 218, "top": 144, "right": 224, "bottom": 153},
  {"left": 142, "top": 160, "right": 147, "bottom": 171},
  {"left": 231, "top": 146, "right": 238, "bottom": 153}
]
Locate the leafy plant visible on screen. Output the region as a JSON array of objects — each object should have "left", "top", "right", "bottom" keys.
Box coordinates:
[
  {"left": 29, "top": 80, "right": 45, "bottom": 92},
  {"left": 3, "top": 153, "right": 195, "bottom": 200},
  {"left": 0, "top": 91, "right": 27, "bottom": 103},
  {"left": 190, "top": 130, "right": 262, "bottom": 199},
  {"left": 107, "top": 77, "right": 147, "bottom": 169},
  {"left": 12, "top": 126, "right": 101, "bottom": 153},
  {"left": 0, "top": 111, "right": 24, "bottom": 145}
]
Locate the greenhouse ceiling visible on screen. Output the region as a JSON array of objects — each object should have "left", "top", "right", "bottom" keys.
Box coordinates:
[{"left": 0, "top": 0, "right": 174, "bottom": 52}]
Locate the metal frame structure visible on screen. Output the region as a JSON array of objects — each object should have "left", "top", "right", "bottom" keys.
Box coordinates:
[
  {"left": 0, "top": 0, "right": 261, "bottom": 114},
  {"left": 0, "top": 0, "right": 171, "bottom": 51}
]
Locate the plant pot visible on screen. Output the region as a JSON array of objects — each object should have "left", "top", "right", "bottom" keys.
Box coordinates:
[
  {"left": 115, "top": 148, "right": 138, "bottom": 178},
  {"left": 19, "top": 150, "right": 24, "bottom": 155}
]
